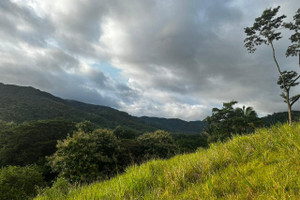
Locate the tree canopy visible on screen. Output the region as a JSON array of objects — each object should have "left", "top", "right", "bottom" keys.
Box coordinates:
[
  {"left": 48, "top": 128, "right": 119, "bottom": 183},
  {"left": 205, "top": 101, "right": 261, "bottom": 141}
]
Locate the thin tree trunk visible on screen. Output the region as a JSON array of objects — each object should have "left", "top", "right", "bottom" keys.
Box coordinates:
[
  {"left": 288, "top": 103, "right": 292, "bottom": 125},
  {"left": 270, "top": 41, "right": 294, "bottom": 125},
  {"left": 286, "top": 91, "right": 292, "bottom": 125},
  {"left": 269, "top": 41, "right": 285, "bottom": 86}
]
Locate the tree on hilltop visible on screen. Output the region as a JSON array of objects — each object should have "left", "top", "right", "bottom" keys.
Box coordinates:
[{"left": 244, "top": 6, "right": 300, "bottom": 125}]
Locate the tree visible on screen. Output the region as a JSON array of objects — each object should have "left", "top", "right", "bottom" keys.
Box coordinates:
[
  {"left": 244, "top": 6, "right": 300, "bottom": 125},
  {"left": 0, "top": 165, "right": 45, "bottom": 200},
  {"left": 75, "top": 120, "right": 96, "bottom": 133},
  {"left": 205, "top": 101, "right": 261, "bottom": 141},
  {"left": 48, "top": 129, "right": 119, "bottom": 183},
  {"left": 113, "top": 125, "right": 137, "bottom": 139},
  {"left": 0, "top": 119, "right": 76, "bottom": 167},
  {"left": 137, "top": 130, "right": 178, "bottom": 160}
]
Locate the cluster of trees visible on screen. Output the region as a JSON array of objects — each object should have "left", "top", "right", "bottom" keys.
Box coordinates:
[
  {"left": 0, "top": 165, "right": 45, "bottom": 200},
  {"left": 48, "top": 121, "right": 190, "bottom": 183},
  {"left": 0, "top": 119, "right": 207, "bottom": 198},
  {"left": 205, "top": 101, "right": 262, "bottom": 142}
]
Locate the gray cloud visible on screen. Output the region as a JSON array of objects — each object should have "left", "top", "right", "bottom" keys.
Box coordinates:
[{"left": 0, "top": 0, "right": 299, "bottom": 120}]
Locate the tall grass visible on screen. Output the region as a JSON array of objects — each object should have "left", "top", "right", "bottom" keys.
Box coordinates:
[{"left": 36, "top": 123, "right": 300, "bottom": 200}]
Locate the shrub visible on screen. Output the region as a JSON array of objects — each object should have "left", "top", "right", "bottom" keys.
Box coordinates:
[
  {"left": 137, "top": 130, "right": 178, "bottom": 159},
  {"left": 0, "top": 165, "right": 45, "bottom": 200},
  {"left": 48, "top": 129, "right": 119, "bottom": 183}
]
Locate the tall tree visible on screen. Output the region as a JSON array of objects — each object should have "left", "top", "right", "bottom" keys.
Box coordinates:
[{"left": 244, "top": 6, "right": 300, "bottom": 125}]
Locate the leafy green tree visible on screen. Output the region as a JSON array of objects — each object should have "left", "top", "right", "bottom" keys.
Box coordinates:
[
  {"left": 75, "top": 120, "right": 96, "bottom": 133},
  {"left": 205, "top": 101, "right": 261, "bottom": 141},
  {"left": 0, "top": 165, "right": 45, "bottom": 200},
  {"left": 172, "top": 133, "right": 208, "bottom": 153},
  {"left": 277, "top": 71, "right": 300, "bottom": 114},
  {"left": 244, "top": 6, "right": 300, "bottom": 124},
  {"left": 235, "top": 105, "right": 262, "bottom": 133},
  {"left": 48, "top": 129, "right": 119, "bottom": 183},
  {"left": 113, "top": 125, "right": 137, "bottom": 139},
  {"left": 117, "top": 139, "right": 143, "bottom": 170},
  {"left": 137, "top": 130, "right": 178, "bottom": 159},
  {"left": 0, "top": 119, "right": 76, "bottom": 167}
]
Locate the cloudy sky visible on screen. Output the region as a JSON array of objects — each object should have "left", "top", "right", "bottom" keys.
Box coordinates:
[{"left": 0, "top": 0, "right": 299, "bottom": 120}]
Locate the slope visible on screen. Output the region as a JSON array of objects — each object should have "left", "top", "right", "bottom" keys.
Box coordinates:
[
  {"left": 261, "top": 111, "right": 300, "bottom": 126},
  {"left": 36, "top": 122, "right": 300, "bottom": 200},
  {"left": 0, "top": 83, "right": 153, "bottom": 132},
  {"left": 0, "top": 83, "right": 206, "bottom": 133}
]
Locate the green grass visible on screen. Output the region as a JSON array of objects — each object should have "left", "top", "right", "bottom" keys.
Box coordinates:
[{"left": 36, "top": 123, "right": 300, "bottom": 200}]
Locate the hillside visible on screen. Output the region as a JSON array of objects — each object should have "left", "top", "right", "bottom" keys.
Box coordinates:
[
  {"left": 261, "top": 111, "right": 300, "bottom": 126},
  {"left": 0, "top": 83, "right": 205, "bottom": 133},
  {"left": 0, "top": 83, "right": 154, "bottom": 132},
  {"left": 139, "top": 116, "right": 206, "bottom": 134},
  {"left": 36, "top": 123, "right": 300, "bottom": 200}
]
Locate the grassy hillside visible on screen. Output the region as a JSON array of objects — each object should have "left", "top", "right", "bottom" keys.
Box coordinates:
[{"left": 36, "top": 123, "right": 300, "bottom": 200}]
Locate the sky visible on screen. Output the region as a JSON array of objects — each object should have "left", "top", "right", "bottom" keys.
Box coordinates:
[{"left": 0, "top": 0, "right": 299, "bottom": 121}]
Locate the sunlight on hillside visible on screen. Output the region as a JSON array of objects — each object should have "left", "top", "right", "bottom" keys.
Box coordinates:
[{"left": 36, "top": 123, "right": 300, "bottom": 200}]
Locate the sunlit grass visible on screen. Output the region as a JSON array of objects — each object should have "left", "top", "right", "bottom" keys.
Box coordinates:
[{"left": 36, "top": 123, "right": 300, "bottom": 200}]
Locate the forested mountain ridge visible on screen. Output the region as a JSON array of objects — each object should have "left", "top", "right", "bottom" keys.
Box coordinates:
[
  {"left": 0, "top": 83, "right": 205, "bottom": 133},
  {"left": 261, "top": 111, "right": 300, "bottom": 126},
  {"left": 139, "top": 116, "right": 206, "bottom": 134},
  {"left": 0, "top": 83, "right": 298, "bottom": 133}
]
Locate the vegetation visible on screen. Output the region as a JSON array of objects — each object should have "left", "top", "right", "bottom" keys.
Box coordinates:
[
  {"left": 0, "top": 83, "right": 154, "bottom": 132},
  {"left": 36, "top": 122, "right": 300, "bottom": 200},
  {"left": 244, "top": 7, "right": 300, "bottom": 124},
  {"left": 48, "top": 129, "right": 120, "bottom": 183},
  {"left": 0, "top": 83, "right": 206, "bottom": 133},
  {"left": 205, "top": 101, "right": 261, "bottom": 141},
  {"left": 172, "top": 133, "right": 208, "bottom": 153},
  {"left": 0, "top": 165, "right": 45, "bottom": 200},
  {"left": 137, "top": 130, "right": 178, "bottom": 160},
  {"left": 0, "top": 119, "right": 76, "bottom": 167},
  {"left": 1, "top": 3, "right": 300, "bottom": 200},
  {"left": 261, "top": 111, "right": 300, "bottom": 126},
  {"left": 139, "top": 116, "right": 206, "bottom": 134}
]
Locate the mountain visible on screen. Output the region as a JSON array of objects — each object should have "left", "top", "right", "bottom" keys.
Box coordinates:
[
  {"left": 139, "top": 116, "right": 206, "bottom": 134},
  {"left": 0, "top": 83, "right": 205, "bottom": 133},
  {"left": 35, "top": 122, "right": 300, "bottom": 200}
]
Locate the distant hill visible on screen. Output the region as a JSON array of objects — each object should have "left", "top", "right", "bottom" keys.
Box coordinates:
[
  {"left": 261, "top": 111, "right": 300, "bottom": 126},
  {"left": 139, "top": 116, "right": 206, "bottom": 134},
  {"left": 0, "top": 83, "right": 205, "bottom": 134}
]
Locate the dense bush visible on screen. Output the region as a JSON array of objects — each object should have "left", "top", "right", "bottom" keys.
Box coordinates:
[
  {"left": 113, "top": 125, "right": 138, "bottom": 139},
  {"left": 173, "top": 133, "right": 208, "bottom": 153},
  {"left": 0, "top": 165, "right": 45, "bottom": 200},
  {"left": 37, "top": 178, "right": 71, "bottom": 200},
  {"left": 137, "top": 130, "right": 178, "bottom": 159},
  {"left": 0, "top": 119, "right": 76, "bottom": 167},
  {"left": 48, "top": 129, "right": 120, "bottom": 183}
]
